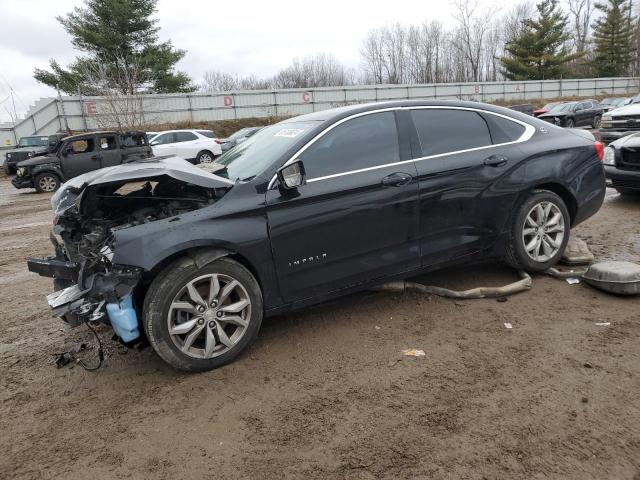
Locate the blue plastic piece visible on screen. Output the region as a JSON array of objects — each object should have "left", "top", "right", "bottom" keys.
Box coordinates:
[{"left": 106, "top": 294, "right": 140, "bottom": 343}]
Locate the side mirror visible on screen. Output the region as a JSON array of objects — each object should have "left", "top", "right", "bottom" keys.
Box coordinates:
[
  {"left": 277, "top": 160, "right": 305, "bottom": 190},
  {"left": 150, "top": 140, "right": 159, "bottom": 146}
]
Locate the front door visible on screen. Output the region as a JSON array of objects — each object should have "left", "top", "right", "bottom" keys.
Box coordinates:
[
  {"left": 60, "top": 136, "right": 99, "bottom": 179},
  {"left": 407, "top": 107, "right": 528, "bottom": 267},
  {"left": 266, "top": 111, "right": 420, "bottom": 303}
]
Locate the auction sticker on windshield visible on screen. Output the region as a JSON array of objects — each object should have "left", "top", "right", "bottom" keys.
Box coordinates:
[{"left": 274, "top": 128, "right": 305, "bottom": 138}]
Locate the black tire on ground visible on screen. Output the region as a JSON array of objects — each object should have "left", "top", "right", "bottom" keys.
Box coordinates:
[
  {"left": 143, "top": 257, "right": 263, "bottom": 372},
  {"left": 196, "top": 150, "right": 215, "bottom": 164},
  {"left": 615, "top": 187, "right": 640, "bottom": 196},
  {"left": 592, "top": 115, "right": 601, "bottom": 129},
  {"left": 504, "top": 189, "right": 571, "bottom": 272},
  {"left": 34, "top": 172, "right": 61, "bottom": 193},
  {"left": 565, "top": 118, "right": 575, "bottom": 128}
]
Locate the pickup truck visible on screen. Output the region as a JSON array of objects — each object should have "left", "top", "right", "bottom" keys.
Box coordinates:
[
  {"left": 12, "top": 131, "right": 153, "bottom": 192},
  {"left": 3, "top": 133, "right": 67, "bottom": 174}
]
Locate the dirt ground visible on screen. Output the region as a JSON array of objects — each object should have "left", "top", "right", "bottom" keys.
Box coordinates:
[{"left": 0, "top": 175, "right": 639, "bottom": 480}]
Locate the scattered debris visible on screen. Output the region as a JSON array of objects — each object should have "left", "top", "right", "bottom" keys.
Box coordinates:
[
  {"left": 581, "top": 397, "right": 589, "bottom": 404},
  {"left": 402, "top": 349, "right": 426, "bottom": 357},
  {"left": 504, "top": 322, "right": 513, "bottom": 329},
  {"left": 583, "top": 362, "right": 593, "bottom": 369},
  {"left": 595, "top": 322, "right": 611, "bottom": 327},
  {"left": 496, "top": 297, "right": 508, "bottom": 303},
  {"left": 374, "top": 325, "right": 381, "bottom": 330},
  {"left": 561, "top": 236, "right": 595, "bottom": 265},
  {"left": 566, "top": 278, "right": 580, "bottom": 285},
  {"left": 582, "top": 261, "right": 640, "bottom": 296}
]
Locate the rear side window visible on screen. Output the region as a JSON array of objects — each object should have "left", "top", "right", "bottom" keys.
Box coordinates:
[
  {"left": 197, "top": 130, "right": 215, "bottom": 138},
  {"left": 410, "top": 109, "right": 492, "bottom": 157},
  {"left": 482, "top": 114, "right": 526, "bottom": 144},
  {"left": 302, "top": 112, "right": 400, "bottom": 179},
  {"left": 175, "top": 132, "right": 198, "bottom": 142}
]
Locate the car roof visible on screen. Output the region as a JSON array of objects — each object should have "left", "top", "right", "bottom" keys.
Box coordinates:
[{"left": 281, "top": 99, "right": 537, "bottom": 126}]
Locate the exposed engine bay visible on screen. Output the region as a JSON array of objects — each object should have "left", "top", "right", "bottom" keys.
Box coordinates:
[{"left": 27, "top": 157, "right": 232, "bottom": 345}]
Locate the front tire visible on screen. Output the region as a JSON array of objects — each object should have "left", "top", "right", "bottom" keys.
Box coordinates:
[
  {"left": 592, "top": 115, "right": 601, "bottom": 129},
  {"left": 565, "top": 118, "right": 575, "bottom": 128},
  {"left": 505, "top": 190, "right": 570, "bottom": 272},
  {"left": 196, "top": 150, "right": 215, "bottom": 164},
  {"left": 143, "top": 257, "right": 263, "bottom": 372},
  {"left": 34, "top": 172, "right": 60, "bottom": 193}
]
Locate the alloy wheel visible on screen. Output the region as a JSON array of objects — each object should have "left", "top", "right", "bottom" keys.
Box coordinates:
[
  {"left": 199, "top": 153, "right": 213, "bottom": 163},
  {"left": 522, "top": 201, "right": 566, "bottom": 263},
  {"left": 167, "top": 273, "right": 251, "bottom": 359},
  {"left": 38, "top": 176, "right": 57, "bottom": 192}
]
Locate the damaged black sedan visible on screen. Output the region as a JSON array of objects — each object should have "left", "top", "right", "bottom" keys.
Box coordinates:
[{"left": 28, "top": 101, "right": 606, "bottom": 371}]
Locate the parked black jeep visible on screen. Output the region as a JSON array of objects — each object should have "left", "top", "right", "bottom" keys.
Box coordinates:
[
  {"left": 3, "top": 134, "right": 67, "bottom": 174},
  {"left": 12, "top": 131, "right": 152, "bottom": 192},
  {"left": 538, "top": 100, "right": 603, "bottom": 128}
]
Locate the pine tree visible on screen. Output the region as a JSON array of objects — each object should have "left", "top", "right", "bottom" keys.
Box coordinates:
[
  {"left": 34, "top": 0, "right": 194, "bottom": 94},
  {"left": 500, "top": 0, "right": 578, "bottom": 80},
  {"left": 591, "top": 0, "right": 635, "bottom": 77}
]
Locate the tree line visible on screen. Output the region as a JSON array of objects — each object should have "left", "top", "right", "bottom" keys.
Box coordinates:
[{"left": 36, "top": 0, "right": 640, "bottom": 98}]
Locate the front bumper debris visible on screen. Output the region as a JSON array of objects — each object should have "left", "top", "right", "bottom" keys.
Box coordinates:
[
  {"left": 27, "top": 256, "right": 79, "bottom": 280},
  {"left": 11, "top": 176, "right": 34, "bottom": 189}
]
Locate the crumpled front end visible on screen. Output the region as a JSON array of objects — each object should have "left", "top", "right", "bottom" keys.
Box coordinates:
[{"left": 27, "top": 157, "right": 232, "bottom": 343}]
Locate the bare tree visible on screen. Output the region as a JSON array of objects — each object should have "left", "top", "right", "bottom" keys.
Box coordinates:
[
  {"left": 272, "top": 53, "right": 355, "bottom": 88},
  {"left": 451, "top": 0, "right": 491, "bottom": 82},
  {"left": 201, "top": 70, "right": 241, "bottom": 91},
  {"left": 568, "top": 0, "right": 595, "bottom": 53}
]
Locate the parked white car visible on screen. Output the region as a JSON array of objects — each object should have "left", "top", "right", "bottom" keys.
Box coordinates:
[{"left": 149, "top": 130, "right": 222, "bottom": 163}]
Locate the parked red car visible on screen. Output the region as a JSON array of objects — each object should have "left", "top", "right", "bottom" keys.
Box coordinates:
[{"left": 533, "top": 101, "right": 567, "bottom": 118}]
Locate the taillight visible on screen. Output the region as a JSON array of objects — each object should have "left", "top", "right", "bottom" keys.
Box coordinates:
[
  {"left": 215, "top": 139, "right": 222, "bottom": 144},
  {"left": 594, "top": 141, "right": 604, "bottom": 161}
]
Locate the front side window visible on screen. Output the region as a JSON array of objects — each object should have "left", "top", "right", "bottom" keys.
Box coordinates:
[
  {"left": 152, "top": 133, "right": 174, "bottom": 145},
  {"left": 175, "top": 132, "right": 198, "bottom": 142},
  {"left": 410, "top": 109, "right": 492, "bottom": 157},
  {"left": 301, "top": 112, "right": 400, "bottom": 179},
  {"left": 68, "top": 139, "right": 94, "bottom": 154}
]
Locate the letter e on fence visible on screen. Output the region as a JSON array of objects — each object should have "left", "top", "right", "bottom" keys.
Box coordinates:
[
  {"left": 223, "top": 95, "right": 233, "bottom": 107},
  {"left": 84, "top": 101, "right": 98, "bottom": 115}
]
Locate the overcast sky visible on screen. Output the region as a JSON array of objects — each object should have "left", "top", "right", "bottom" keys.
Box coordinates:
[{"left": 0, "top": 0, "right": 502, "bottom": 122}]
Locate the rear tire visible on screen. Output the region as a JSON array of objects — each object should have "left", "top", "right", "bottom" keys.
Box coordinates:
[
  {"left": 565, "top": 118, "right": 575, "bottom": 128},
  {"left": 592, "top": 115, "right": 601, "bottom": 129},
  {"left": 505, "top": 190, "right": 570, "bottom": 272},
  {"left": 34, "top": 173, "right": 60, "bottom": 193},
  {"left": 143, "top": 257, "right": 263, "bottom": 372},
  {"left": 196, "top": 150, "right": 215, "bottom": 164}
]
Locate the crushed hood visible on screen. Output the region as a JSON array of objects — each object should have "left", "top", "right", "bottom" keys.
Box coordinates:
[
  {"left": 51, "top": 156, "right": 233, "bottom": 215},
  {"left": 16, "top": 153, "right": 58, "bottom": 167}
]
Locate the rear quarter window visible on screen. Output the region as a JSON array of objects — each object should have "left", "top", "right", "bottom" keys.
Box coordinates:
[
  {"left": 197, "top": 130, "right": 216, "bottom": 138},
  {"left": 410, "top": 109, "right": 492, "bottom": 157},
  {"left": 482, "top": 114, "right": 526, "bottom": 144}
]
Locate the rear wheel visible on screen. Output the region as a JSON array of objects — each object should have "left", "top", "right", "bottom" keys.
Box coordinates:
[
  {"left": 143, "top": 257, "right": 263, "bottom": 372},
  {"left": 592, "top": 115, "right": 601, "bottom": 129},
  {"left": 565, "top": 118, "right": 575, "bottom": 128},
  {"left": 34, "top": 173, "right": 60, "bottom": 193},
  {"left": 196, "top": 150, "right": 215, "bottom": 164},
  {"left": 505, "top": 190, "right": 570, "bottom": 272}
]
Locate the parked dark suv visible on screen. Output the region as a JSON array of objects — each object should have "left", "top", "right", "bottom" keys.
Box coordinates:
[
  {"left": 12, "top": 131, "right": 152, "bottom": 192},
  {"left": 603, "top": 133, "right": 640, "bottom": 195},
  {"left": 3, "top": 133, "right": 66, "bottom": 174},
  {"left": 538, "top": 100, "right": 603, "bottom": 128},
  {"left": 27, "top": 100, "right": 605, "bottom": 371}
]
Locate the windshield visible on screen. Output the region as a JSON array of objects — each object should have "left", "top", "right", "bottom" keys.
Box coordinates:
[
  {"left": 18, "top": 136, "right": 49, "bottom": 147},
  {"left": 549, "top": 103, "right": 577, "bottom": 113},
  {"left": 214, "top": 121, "right": 321, "bottom": 181},
  {"left": 543, "top": 102, "right": 560, "bottom": 110}
]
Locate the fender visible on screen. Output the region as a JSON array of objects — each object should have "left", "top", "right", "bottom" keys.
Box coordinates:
[{"left": 31, "top": 162, "right": 65, "bottom": 181}]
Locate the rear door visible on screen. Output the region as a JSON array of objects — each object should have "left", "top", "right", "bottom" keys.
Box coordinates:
[
  {"left": 408, "top": 107, "right": 530, "bottom": 267},
  {"left": 97, "top": 134, "right": 121, "bottom": 168},
  {"left": 173, "top": 131, "right": 199, "bottom": 160},
  {"left": 60, "top": 136, "right": 100, "bottom": 178},
  {"left": 266, "top": 110, "right": 420, "bottom": 303}
]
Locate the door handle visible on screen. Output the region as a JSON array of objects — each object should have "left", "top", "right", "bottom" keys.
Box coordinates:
[
  {"left": 483, "top": 155, "right": 508, "bottom": 167},
  {"left": 381, "top": 172, "right": 412, "bottom": 187},
  {"left": 91, "top": 154, "right": 101, "bottom": 161}
]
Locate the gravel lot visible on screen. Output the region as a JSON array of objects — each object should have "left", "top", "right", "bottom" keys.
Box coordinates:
[{"left": 1, "top": 175, "right": 639, "bottom": 480}]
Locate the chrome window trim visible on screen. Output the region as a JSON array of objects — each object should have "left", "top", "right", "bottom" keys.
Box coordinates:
[{"left": 267, "top": 106, "right": 535, "bottom": 189}]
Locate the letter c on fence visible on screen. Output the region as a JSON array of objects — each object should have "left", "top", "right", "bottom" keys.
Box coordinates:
[
  {"left": 302, "top": 92, "right": 311, "bottom": 103},
  {"left": 223, "top": 95, "right": 233, "bottom": 107}
]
